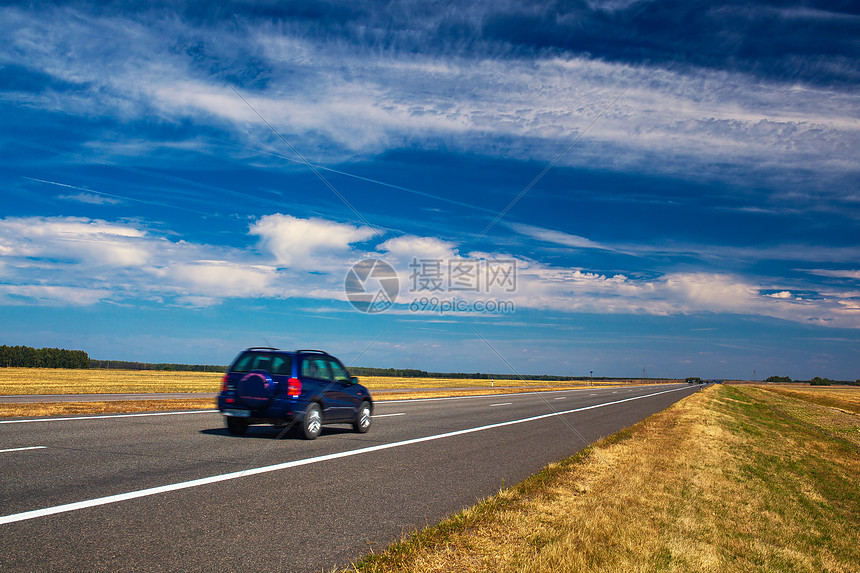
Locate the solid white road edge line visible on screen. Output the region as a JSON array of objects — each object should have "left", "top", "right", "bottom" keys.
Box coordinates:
[
  {"left": 0, "top": 385, "right": 694, "bottom": 526},
  {"left": 0, "top": 446, "right": 47, "bottom": 453}
]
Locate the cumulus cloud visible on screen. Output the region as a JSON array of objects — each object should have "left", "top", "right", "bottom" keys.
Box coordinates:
[
  {"left": 766, "top": 291, "right": 792, "bottom": 299},
  {"left": 250, "top": 214, "right": 376, "bottom": 269},
  {"left": 157, "top": 261, "right": 276, "bottom": 298},
  {"left": 0, "top": 216, "right": 280, "bottom": 306},
  {"left": 0, "top": 216, "right": 151, "bottom": 267},
  {"left": 1, "top": 213, "right": 858, "bottom": 326},
  {"left": 379, "top": 235, "right": 458, "bottom": 262}
]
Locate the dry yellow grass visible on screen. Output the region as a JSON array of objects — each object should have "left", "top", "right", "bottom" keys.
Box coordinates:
[
  {"left": 0, "top": 398, "right": 216, "bottom": 418},
  {"left": 373, "top": 386, "right": 593, "bottom": 401},
  {"left": 351, "top": 384, "right": 860, "bottom": 572},
  {"left": 0, "top": 369, "right": 645, "bottom": 397},
  {"left": 749, "top": 385, "right": 860, "bottom": 447},
  {"left": 0, "top": 368, "right": 222, "bottom": 395},
  {"left": 0, "top": 368, "right": 671, "bottom": 418},
  {"left": 359, "top": 377, "right": 654, "bottom": 390},
  {"left": 751, "top": 384, "right": 860, "bottom": 414}
]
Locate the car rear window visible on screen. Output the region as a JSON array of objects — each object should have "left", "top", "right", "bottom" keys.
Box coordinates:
[{"left": 231, "top": 352, "right": 292, "bottom": 375}]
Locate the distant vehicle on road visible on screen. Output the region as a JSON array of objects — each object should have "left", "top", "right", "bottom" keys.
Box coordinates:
[{"left": 217, "top": 347, "right": 373, "bottom": 439}]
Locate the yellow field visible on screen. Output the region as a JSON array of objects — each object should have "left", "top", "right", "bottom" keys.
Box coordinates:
[
  {"left": 0, "top": 368, "right": 635, "bottom": 396},
  {"left": 358, "top": 376, "right": 607, "bottom": 391},
  {"left": 0, "top": 368, "right": 223, "bottom": 395},
  {"left": 0, "top": 399, "right": 216, "bottom": 418},
  {"left": 751, "top": 384, "right": 860, "bottom": 414},
  {"left": 0, "top": 368, "right": 668, "bottom": 418}
]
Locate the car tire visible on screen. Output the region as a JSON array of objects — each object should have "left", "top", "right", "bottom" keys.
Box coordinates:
[
  {"left": 226, "top": 416, "right": 248, "bottom": 436},
  {"left": 353, "top": 401, "right": 372, "bottom": 433},
  {"left": 300, "top": 403, "right": 322, "bottom": 440}
]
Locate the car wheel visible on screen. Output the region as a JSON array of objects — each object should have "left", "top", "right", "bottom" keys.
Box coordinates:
[
  {"left": 226, "top": 416, "right": 248, "bottom": 436},
  {"left": 301, "top": 403, "right": 322, "bottom": 440},
  {"left": 353, "top": 401, "right": 372, "bottom": 433}
]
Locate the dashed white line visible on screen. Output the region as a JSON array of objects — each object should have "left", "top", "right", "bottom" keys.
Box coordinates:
[
  {"left": 374, "top": 413, "right": 405, "bottom": 418},
  {"left": 0, "top": 385, "right": 693, "bottom": 525},
  {"left": 489, "top": 402, "right": 513, "bottom": 407},
  {"left": 0, "top": 446, "right": 47, "bottom": 454},
  {"left": 554, "top": 397, "right": 567, "bottom": 400}
]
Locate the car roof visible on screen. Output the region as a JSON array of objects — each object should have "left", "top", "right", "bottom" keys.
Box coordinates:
[{"left": 243, "top": 347, "right": 333, "bottom": 357}]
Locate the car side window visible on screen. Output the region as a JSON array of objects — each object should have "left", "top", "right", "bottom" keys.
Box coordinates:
[
  {"left": 271, "top": 356, "right": 291, "bottom": 375},
  {"left": 302, "top": 358, "right": 332, "bottom": 381},
  {"left": 329, "top": 360, "right": 350, "bottom": 383}
]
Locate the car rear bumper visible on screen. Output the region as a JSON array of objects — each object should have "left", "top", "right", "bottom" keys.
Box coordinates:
[{"left": 217, "top": 394, "right": 308, "bottom": 424}]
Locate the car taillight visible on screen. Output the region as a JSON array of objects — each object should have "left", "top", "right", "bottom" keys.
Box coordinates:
[
  {"left": 220, "top": 374, "right": 229, "bottom": 392},
  {"left": 287, "top": 377, "right": 302, "bottom": 397}
]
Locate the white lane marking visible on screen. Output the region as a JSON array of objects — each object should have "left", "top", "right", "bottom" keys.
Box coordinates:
[
  {"left": 0, "top": 386, "right": 694, "bottom": 525},
  {"left": 489, "top": 402, "right": 512, "bottom": 407},
  {"left": 374, "top": 413, "right": 405, "bottom": 418},
  {"left": 0, "top": 446, "right": 47, "bottom": 454},
  {"left": 0, "top": 410, "right": 219, "bottom": 425},
  {"left": 554, "top": 397, "right": 567, "bottom": 400},
  {"left": 589, "top": 393, "right": 597, "bottom": 396}
]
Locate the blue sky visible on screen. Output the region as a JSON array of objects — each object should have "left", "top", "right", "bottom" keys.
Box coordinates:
[{"left": 1, "top": 1, "right": 858, "bottom": 379}]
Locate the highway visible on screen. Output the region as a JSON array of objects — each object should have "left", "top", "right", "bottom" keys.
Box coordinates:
[{"left": 0, "top": 384, "right": 701, "bottom": 572}]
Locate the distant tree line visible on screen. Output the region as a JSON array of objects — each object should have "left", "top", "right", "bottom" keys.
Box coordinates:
[
  {"left": 348, "top": 366, "right": 657, "bottom": 381},
  {"left": 0, "top": 345, "right": 90, "bottom": 369},
  {"left": 0, "top": 345, "right": 226, "bottom": 371},
  {"left": 765, "top": 374, "right": 859, "bottom": 386},
  {"left": 89, "top": 360, "right": 227, "bottom": 372}
]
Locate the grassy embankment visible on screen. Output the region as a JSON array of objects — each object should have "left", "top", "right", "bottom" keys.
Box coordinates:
[
  {"left": 0, "top": 368, "right": 640, "bottom": 417},
  {"left": 347, "top": 384, "right": 860, "bottom": 572}
]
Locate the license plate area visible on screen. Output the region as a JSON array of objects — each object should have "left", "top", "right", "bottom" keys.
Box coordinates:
[{"left": 224, "top": 409, "right": 251, "bottom": 418}]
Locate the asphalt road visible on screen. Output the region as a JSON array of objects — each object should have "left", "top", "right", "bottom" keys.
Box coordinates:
[{"left": 1, "top": 384, "right": 702, "bottom": 572}]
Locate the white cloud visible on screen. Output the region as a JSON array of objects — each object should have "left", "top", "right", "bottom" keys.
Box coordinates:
[
  {"left": 379, "top": 235, "right": 458, "bottom": 262},
  {"left": 0, "top": 216, "right": 151, "bottom": 267},
  {"left": 0, "top": 216, "right": 284, "bottom": 307},
  {"left": 1, "top": 214, "right": 858, "bottom": 327},
  {"left": 766, "top": 291, "right": 792, "bottom": 299},
  {"left": 250, "top": 214, "right": 376, "bottom": 269},
  {"left": 157, "top": 261, "right": 277, "bottom": 298},
  {"left": 0, "top": 284, "right": 110, "bottom": 306},
  {"left": 2, "top": 4, "right": 857, "bottom": 198},
  {"left": 509, "top": 223, "right": 615, "bottom": 251},
  {"left": 804, "top": 269, "right": 860, "bottom": 280},
  {"left": 58, "top": 192, "right": 123, "bottom": 205}
]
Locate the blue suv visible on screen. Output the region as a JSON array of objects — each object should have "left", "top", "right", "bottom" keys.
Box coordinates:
[{"left": 217, "top": 348, "right": 373, "bottom": 439}]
